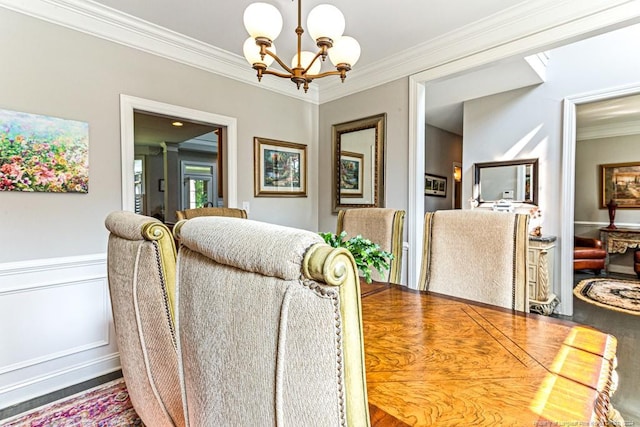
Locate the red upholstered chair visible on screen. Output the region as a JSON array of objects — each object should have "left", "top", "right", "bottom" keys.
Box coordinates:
[
  {"left": 574, "top": 236, "right": 606, "bottom": 275},
  {"left": 634, "top": 250, "right": 640, "bottom": 279}
]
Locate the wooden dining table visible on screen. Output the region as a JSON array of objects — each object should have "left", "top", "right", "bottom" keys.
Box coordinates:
[{"left": 359, "top": 282, "right": 619, "bottom": 426}]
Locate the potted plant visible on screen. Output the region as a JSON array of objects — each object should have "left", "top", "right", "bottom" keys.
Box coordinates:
[{"left": 319, "top": 231, "right": 394, "bottom": 283}]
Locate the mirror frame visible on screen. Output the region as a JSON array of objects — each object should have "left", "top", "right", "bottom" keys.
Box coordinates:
[
  {"left": 332, "top": 113, "right": 386, "bottom": 213},
  {"left": 474, "top": 158, "right": 539, "bottom": 205}
]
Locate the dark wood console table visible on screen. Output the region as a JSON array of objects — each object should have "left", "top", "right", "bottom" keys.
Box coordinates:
[{"left": 359, "top": 282, "right": 621, "bottom": 426}]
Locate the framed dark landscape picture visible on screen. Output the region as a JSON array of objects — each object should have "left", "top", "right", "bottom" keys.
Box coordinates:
[
  {"left": 425, "top": 173, "right": 447, "bottom": 197},
  {"left": 600, "top": 162, "right": 640, "bottom": 208},
  {"left": 254, "top": 137, "right": 307, "bottom": 197},
  {"left": 339, "top": 151, "right": 364, "bottom": 198}
]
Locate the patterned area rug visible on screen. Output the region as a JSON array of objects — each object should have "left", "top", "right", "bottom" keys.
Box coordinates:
[
  {"left": 574, "top": 278, "right": 640, "bottom": 316},
  {"left": 0, "top": 379, "right": 143, "bottom": 426}
]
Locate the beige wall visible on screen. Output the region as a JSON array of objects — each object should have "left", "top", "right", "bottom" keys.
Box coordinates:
[
  {"left": 318, "top": 78, "right": 409, "bottom": 234},
  {"left": 0, "top": 8, "right": 318, "bottom": 263},
  {"left": 575, "top": 135, "right": 640, "bottom": 228},
  {"left": 574, "top": 135, "right": 640, "bottom": 271}
]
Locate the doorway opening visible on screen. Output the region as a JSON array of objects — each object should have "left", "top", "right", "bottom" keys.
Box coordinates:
[{"left": 120, "top": 95, "right": 238, "bottom": 223}]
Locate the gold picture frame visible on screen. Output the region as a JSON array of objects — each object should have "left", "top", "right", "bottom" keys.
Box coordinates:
[
  {"left": 254, "top": 137, "right": 307, "bottom": 197},
  {"left": 600, "top": 162, "right": 640, "bottom": 208},
  {"left": 339, "top": 151, "right": 364, "bottom": 198},
  {"left": 332, "top": 113, "right": 386, "bottom": 212}
]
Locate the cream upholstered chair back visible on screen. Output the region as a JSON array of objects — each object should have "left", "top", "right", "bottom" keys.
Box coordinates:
[
  {"left": 175, "top": 207, "right": 247, "bottom": 220},
  {"left": 419, "top": 210, "right": 529, "bottom": 312},
  {"left": 104, "top": 211, "right": 185, "bottom": 427},
  {"left": 174, "top": 217, "right": 370, "bottom": 426},
  {"left": 337, "top": 208, "right": 405, "bottom": 284}
]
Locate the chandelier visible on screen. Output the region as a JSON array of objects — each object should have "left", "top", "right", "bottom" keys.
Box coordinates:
[{"left": 242, "top": 0, "right": 361, "bottom": 92}]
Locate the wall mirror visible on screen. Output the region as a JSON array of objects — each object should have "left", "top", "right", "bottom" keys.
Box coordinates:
[
  {"left": 332, "top": 113, "right": 386, "bottom": 212},
  {"left": 474, "top": 158, "right": 538, "bottom": 205}
]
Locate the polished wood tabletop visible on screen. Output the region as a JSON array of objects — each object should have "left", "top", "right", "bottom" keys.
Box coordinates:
[{"left": 359, "top": 282, "right": 618, "bottom": 426}]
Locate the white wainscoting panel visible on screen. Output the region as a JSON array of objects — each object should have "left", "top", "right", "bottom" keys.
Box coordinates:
[{"left": 0, "top": 254, "right": 120, "bottom": 409}]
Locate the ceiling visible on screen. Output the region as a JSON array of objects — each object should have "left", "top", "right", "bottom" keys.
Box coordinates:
[
  {"left": 134, "top": 112, "right": 219, "bottom": 152},
  {"left": 576, "top": 92, "right": 640, "bottom": 141},
  {"left": 73, "top": 1, "right": 640, "bottom": 138},
  {"left": 91, "top": 0, "right": 533, "bottom": 137},
  {"left": 91, "top": 0, "right": 524, "bottom": 73}
]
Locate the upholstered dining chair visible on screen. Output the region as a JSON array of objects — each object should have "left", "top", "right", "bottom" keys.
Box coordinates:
[
  {"left": 175, "top": 206, "right": 247, "bottom": 220},
  {"left": 174, "top": 217, "right": 370, "bottom": 426},
  {"left": 104, "top": 211, "right": 185, "bottom": 427},
  {"left": 337, "top": 208, "right": 405, "bottom": 284},
  {"left": 419, "top": 210, "right": 530, "bottom": 312}
]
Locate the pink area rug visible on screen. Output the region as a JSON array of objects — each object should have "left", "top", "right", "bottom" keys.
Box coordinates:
[{"left": 0, "top": 379, "right": 142, "bottom": 426}]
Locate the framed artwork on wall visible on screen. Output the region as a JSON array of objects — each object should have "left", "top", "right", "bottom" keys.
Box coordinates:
[
  {"left": 332, "top": 113, "right": 386, "bottom": 212},
  {"left": 339, "top": 151, "right": 364, "bottom": 198},
  {"left": 0, "top": 108, "right": 89, "bottom": 193},
  {"left": 254, "top": 137, "right": 307, "bottom": 197},
  {"left": 600, "top": 162, "right": 640, "bottom": 208},
  {"left": 425, "top": 173, "right": 447, "bottom": 197}
]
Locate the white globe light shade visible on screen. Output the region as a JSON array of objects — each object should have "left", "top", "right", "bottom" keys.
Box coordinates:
[
  {"left": 307, "top": 4, "right": 345, "bottom": 43},
  {"left": 291, "top": 51, "right": 322, "bottom": 75},
  {"left": 243, "top": 3, "right": 283, "bottom": 41},
  {"left": 328, "top": 36, "right": 361, "bottom": 66},
  {"left": 243, "top": 37, "right": 276, "bottom": 66}
]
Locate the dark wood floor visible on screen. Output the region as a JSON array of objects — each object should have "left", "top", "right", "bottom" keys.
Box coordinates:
[{"left": 571, "top": 271, "right": 640, "bottom": 424}]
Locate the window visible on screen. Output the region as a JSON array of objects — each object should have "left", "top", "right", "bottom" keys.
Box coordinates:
[
  {"left": 182, "top": 162, "right": 216, "bottom": 209},
  {"left": 134, "top": 157, "right": 145, "bottom": 214}
]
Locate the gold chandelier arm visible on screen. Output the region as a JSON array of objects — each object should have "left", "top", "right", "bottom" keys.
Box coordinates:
[
  {"left": 307, "top": 70, "right": 343, "bottom": 79},
  {"left": 301, "top": 50, "right": 324, "bottom": 75},
  {"left": 261, "top": 69, "right": 295, "bottom": 79},
  {"left": 264, "top": 49, "right": 294, "bottom": 74}
]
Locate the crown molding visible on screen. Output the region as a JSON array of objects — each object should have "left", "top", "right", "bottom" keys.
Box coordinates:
[
  {"left": 0, "top": 0, "right": 320, "bottom": 103},
  {"left": 2, "top": 0, "right": 639, "bottom": 105},
  {"left": 319, "top": 0, "right": 640, "bottom": 102},
  {"left": 577, "top": 121, "right": 640, "bottom": 140}
]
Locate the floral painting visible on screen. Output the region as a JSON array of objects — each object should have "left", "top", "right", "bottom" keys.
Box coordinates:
[{"left": 0, "top": 108, "right": 89, "bottom": 193}]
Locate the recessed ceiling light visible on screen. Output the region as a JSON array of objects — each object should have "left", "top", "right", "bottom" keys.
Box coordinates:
[{"left": 172, "top": 121, "right": 184, "bottom": 127}]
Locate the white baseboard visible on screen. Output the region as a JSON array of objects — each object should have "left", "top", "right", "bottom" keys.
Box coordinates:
[{"left": 0, "top": 354, "right": 121, "bottom": 410}]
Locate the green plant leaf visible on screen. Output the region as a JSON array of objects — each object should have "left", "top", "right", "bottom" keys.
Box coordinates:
[{"left": 318, "top": 232, "right": 394, "bottom": 283}]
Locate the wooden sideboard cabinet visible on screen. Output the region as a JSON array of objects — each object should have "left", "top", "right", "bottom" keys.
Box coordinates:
[
  {"left": 600, "top": 227, "right": 640, "bottom": 273},
  {"left": 528, "top": 235, "right": 559, "bottom": 315}
]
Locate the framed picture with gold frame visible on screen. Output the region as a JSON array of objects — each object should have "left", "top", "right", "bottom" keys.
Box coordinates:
[
  {"left": 600, "top": 162, "right": 640, "bottom": 208},
  {"left": 339, "top": 151, "right": 364, "bottom": 198},
  {"left": 254, "top": 137, "right": 307, "bottom": 197}
]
